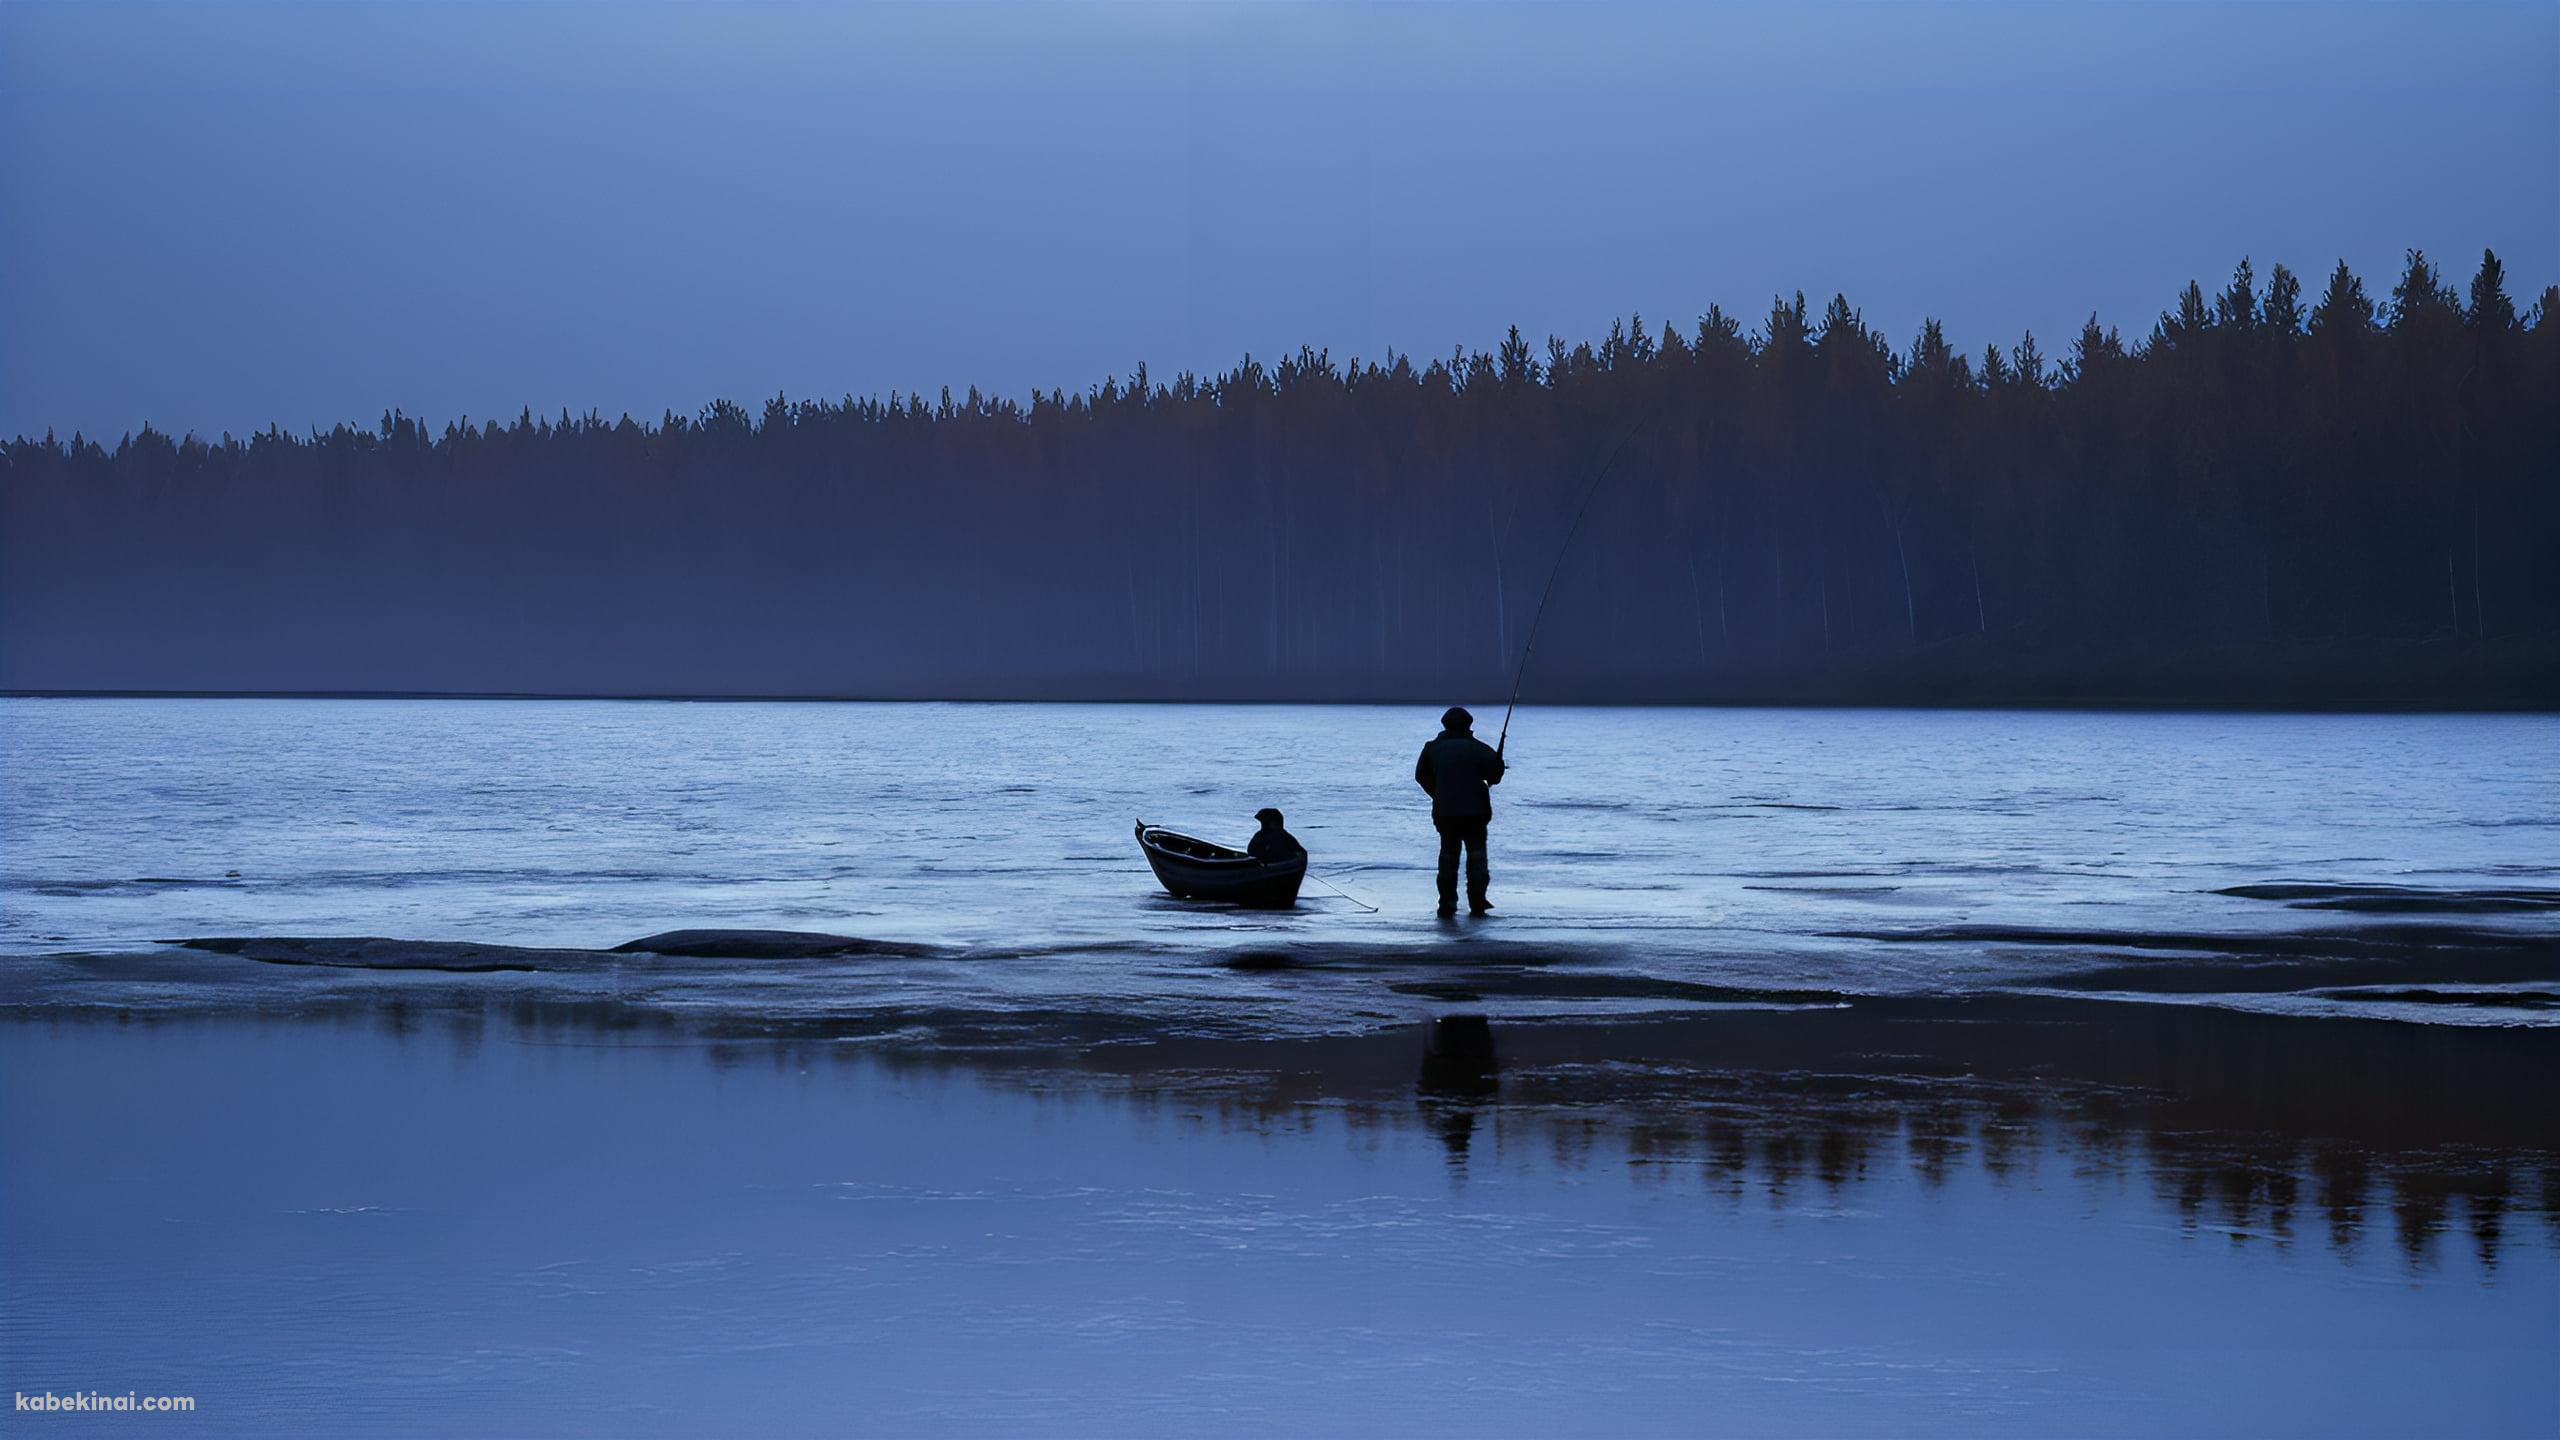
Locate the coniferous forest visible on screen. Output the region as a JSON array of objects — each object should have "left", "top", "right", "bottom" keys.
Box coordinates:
[{"left": 4, "top": 250, "right": 2554, "bottom": 704}]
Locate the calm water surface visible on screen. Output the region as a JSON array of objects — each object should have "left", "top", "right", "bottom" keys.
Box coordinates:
[{"left": 4, "top": 1017, "right": 2554, "bottom": 1438}]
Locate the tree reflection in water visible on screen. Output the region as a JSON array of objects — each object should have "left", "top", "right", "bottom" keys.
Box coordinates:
[
  {"left": 131, "top": 990, "right": 2555, "bottom": 1272},
  {"left": 1041, "top": 998, "right": 2560, "bottom": 1272}
]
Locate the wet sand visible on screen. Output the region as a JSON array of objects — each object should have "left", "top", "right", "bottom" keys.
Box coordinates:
[{"left": 6, "top": 890, "right": 2556, "bottom": 1054}]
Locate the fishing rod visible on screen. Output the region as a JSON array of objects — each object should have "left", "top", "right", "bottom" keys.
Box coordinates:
[{"left": 1496, "top": 407, "right": 1656, "bottom": 755}]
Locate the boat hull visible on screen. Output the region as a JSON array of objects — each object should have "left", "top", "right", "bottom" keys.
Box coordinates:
[{"left": 1135, "top": 821, "right": 1306, "bottom": 908}]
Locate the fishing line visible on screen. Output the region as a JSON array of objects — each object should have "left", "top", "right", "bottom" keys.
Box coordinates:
[
  {"left": 1306, "top": 872, "right": 1381, "bottom": 913},
  {"left": 1497, "top": 405, "right": 1657, "bottom": 755}
]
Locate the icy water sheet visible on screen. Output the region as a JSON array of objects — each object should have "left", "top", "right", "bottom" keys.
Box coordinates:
[
  {"left": 4, "top": 699, "right": 2557, "bottom": 1032},
  {"left": 3, "top": 1007, "right": 2555, "bottom": 1437}
]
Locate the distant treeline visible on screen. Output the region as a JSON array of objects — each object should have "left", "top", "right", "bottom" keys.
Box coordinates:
[{"left": 4, "top": 249, "right": 2555, "bottom": 704}]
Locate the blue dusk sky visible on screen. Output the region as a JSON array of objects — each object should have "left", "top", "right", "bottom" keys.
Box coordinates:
[{"left": 3, "top": 0, "right": 2553, "bottom": 442}]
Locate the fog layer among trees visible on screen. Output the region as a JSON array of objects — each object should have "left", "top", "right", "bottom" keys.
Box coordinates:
[{"left": 4, "top": 251, "right": 2554, "bottom": 704}]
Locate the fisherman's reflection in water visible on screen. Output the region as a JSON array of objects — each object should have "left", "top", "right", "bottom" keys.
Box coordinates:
[{"left": 1418, "top": 1014, "right": 1500, "bottom": 1172}]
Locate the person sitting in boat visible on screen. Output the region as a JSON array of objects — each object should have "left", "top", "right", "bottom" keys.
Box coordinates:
[{"left": 1247, "top": 808, "right": 1306, "bottom": 864}]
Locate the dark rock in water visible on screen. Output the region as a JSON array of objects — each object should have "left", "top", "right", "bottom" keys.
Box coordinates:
[
  {"left": 610, "top": 929, "right": 939, "bottom": 960},
  {"left": 173, "top": 937, "right": 606, "bottom": 973},
  {"left": 1392, "top": 973, "right": 1849, "bottom": 1006},
  {"left": 2308, "top": 986, "right": 2560, "bottom": 1010},
  {"left": 1843, "top": 922, "right": 2554, "bottom": 962},
  {"left": 2216, "top": 882, "right": 2560, "bottom": 914},
  {"left": 172, "top": 930, "right": 941, "bottom": 969}
]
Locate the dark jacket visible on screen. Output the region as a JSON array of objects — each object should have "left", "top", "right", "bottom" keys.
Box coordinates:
[
  {"left": 1415, "top": 729, "right": 1505, "bottom": 821},
  {"left": 1247, "top": 825, "right": 1305, "bottom": 863}
]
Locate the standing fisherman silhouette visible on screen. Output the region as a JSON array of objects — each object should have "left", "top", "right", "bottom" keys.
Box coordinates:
[
  {"left": 1420, "top": 405, "right": 1649, "bottom": 922},
  {"left": 1415, "top": 707, "right": 1505, "bottom": 916}
]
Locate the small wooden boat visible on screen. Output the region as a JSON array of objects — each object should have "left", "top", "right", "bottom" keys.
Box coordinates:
[{"left": 1134, "top": 819, "right": 1306, "bottom": 908}]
